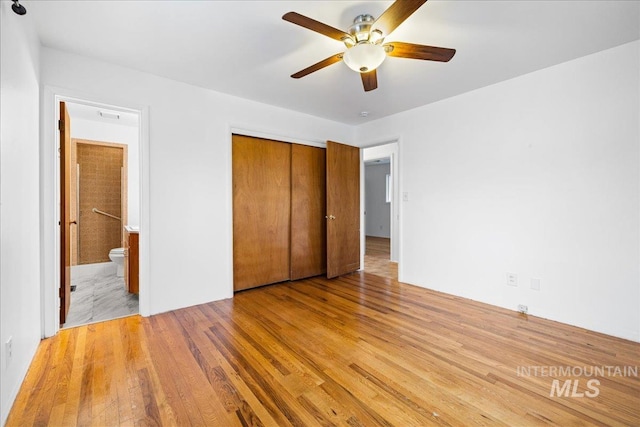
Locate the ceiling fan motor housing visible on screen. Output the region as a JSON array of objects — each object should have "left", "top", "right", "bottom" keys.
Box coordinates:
[{"left": 346, "top": 14, "right": 384, "bottom": 46}]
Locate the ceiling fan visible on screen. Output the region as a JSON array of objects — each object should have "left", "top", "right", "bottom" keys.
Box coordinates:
[{"left": 283, "top": 0, "right": 456, "bottom": 92}]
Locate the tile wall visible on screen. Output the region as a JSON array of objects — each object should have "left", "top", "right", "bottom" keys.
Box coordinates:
[{"left": 77, "top": 143, "right": 124, "bottom": 264}]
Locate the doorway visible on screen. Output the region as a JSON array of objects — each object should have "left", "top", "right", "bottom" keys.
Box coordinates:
[
  {"left": 363, "top": 142, "right": 399, "bottom": 281},
  {"left": 60, "top": 101, "right": 140, "bottom": 328}
]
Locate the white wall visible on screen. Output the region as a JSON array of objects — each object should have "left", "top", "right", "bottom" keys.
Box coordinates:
[
  {"left": 40, "top": 47, "right": 355, "bottom": 321},
  {"left": 0, "top": 4, "right": 42, "bottom": 425},
  {"left": 365, "top": 163, "right": 391, "bottom": 238},
  {"left": 357, "top": 41, "right": 640, "bottom": 342},
  {"left": 70, "top": 116, "right": 140, "bottom": 226}
]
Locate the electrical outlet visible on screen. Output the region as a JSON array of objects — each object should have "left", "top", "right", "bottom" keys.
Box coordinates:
[
  {"left": 507, "top": 273, "right": 518, "bottom": 286},
  {"left": 517, "top": 304, "right": 528, "bottom": 314},
  {"left": 6, "top": 336, "right": 12, "bottom": 367}
]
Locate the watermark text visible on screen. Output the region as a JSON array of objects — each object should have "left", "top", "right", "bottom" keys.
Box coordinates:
[{"left": 516, "top": 365, "right": 637, "bottom": 398}]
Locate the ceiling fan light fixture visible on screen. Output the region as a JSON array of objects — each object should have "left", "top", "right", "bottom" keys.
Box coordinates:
[
  {"left": 341, "top": 36, "right": 356, "bottom": 48},
  {"left": 283, "top": 1, "right": 454, "bottom": 91},
  {"left": 343, "top": 43, "right": 386, "bottom": 73},
  {"left": 369, "top": 30, "right": 384, "bottom": 44}
]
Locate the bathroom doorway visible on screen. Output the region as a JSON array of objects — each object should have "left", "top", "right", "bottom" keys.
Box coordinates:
[{"left": 61, "top": 102, "right": 140, "bottom": 329}]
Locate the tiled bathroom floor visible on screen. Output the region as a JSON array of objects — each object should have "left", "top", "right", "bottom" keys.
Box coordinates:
[{"left": 63, "top": 269, "right": 139, "bottom": 329}]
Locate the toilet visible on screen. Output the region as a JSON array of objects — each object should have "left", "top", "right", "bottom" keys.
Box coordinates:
[{"left": 109, "top": 247, "right": 125, "bottom": 277}]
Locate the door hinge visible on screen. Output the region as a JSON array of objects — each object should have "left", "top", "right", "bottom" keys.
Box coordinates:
[
  {"left": 58, "top": 120, "right": 64, "bottom": 131},
  {"left": 59, "top": 287, "right": 64, "bottom": 298}
]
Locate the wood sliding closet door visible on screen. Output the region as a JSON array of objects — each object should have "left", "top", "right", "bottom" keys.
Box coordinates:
[
  {"left": 291, "top": 144, "right": 326, "bottom": 280},
  {"left": 233, "top": 136, "right": 359, "bottom": 290},
  {"left": 232, "top": 135, "right": 291, "bottom": 291}
]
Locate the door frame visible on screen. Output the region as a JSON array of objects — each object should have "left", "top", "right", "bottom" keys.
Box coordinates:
[
  {"left": 41, "top": 86, "right": 150, "bottom": 338},
  {"left": 361, "top": 139, "right": 401, "bottom": 276},
  {"left": 226, "top": 128, "right": 399, "bottom": 290}
]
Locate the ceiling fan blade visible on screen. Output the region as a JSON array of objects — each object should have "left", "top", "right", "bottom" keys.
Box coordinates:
[
  {"left": 384, "top": 42, "right": 456, "bottom": 62},
  {"left": 361, "top": 70, "right": 378, "bottom": 92},
  {"left": 373, "top": 0, "right": 427, "bottom": 36},
  {"left": 283, "top": 12, "right": 351, "bottom": 42},
  {"left": 291, "top": 53, "right": 344, "bottom": 79}
]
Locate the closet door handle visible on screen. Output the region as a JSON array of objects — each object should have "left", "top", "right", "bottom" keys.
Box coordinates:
[
  {"left": 70, "top": 221, "right": 78, "bottom": 225},
  {"left": 325, "top": 215, "right": 336, "bottom": 220}
]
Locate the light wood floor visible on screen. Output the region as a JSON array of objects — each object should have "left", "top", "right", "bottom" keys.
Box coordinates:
[
  {"left": 364, "top": 236, "right": 397, "bottom": 281},
  {"left": 8, "top": 272, "right": 640, "bottom": 426},
  {"left": 365, "top": 236, "right": 391, "bottom": 258}
]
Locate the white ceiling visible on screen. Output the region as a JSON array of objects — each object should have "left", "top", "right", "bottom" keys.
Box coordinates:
[{"left": 27, "top": 0, "right": 639, "bottom": 125}]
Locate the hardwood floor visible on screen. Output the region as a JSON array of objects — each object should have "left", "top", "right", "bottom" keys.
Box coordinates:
[
  {"left": 365, "top": 236, "right": 391, "bottom": 258},
  {"left": 8, "top": 272, "right": 640, "bottom": 426},
  {"left": 365, "top": 236, "right": 397, "bottom": 281}
]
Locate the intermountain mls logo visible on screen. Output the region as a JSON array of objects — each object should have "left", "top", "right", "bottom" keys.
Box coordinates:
[{"left": 517, "top": 365, "right": 638, "bottom": 398}]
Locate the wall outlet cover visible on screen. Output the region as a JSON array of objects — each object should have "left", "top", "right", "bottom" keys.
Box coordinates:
[
  {"left": 507, "top": 273, "right": 518, "bottom": 286},
  {"left": 531, "top": 278, "right": 541, "bottom": 291}
]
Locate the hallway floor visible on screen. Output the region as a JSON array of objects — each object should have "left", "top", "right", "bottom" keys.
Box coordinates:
[
  {"left": 364, "top": 236, "right": 397, "bottom": 281},
  {"left": 63, "top": 268, "right": 139, "bottom": 329}
]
